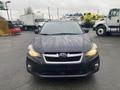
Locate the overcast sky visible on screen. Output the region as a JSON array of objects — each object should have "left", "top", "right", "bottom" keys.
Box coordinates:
[{"left": 1, "top": 0, "right": 120, "bottom": 20}]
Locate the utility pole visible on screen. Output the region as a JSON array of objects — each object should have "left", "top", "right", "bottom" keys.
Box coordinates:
[
  {"left": 48, "top": 7, "right": 51, "bottom": 20},
  {"left": 9, "top": 9, "right": 12, "bottom": 21},
  {"left": 97, "top": 9, "right": 99, "bottom": 15},
  {"left": 42, "top": 13, "right": 44, "bottom": 19},
  {"left": 24, "top": 8, "right": 26, "bottom": 14},
  {"left": 5, "top": 1, "right": 11, "bottom": 21},
  {"left": 57, "top": 8, "right": 59, "bottom": 20}
]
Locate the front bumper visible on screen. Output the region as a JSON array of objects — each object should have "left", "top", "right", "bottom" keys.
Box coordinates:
[{"left": 26, "top": 54, "right": 100, "bottom": 78}]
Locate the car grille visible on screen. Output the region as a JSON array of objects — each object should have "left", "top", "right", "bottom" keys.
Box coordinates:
[
  {"left": 43, "top": 52, "right": 83, "bottom": 64},
  {"left": 45, "top": 56, "right": 81, "bottom": 62}
]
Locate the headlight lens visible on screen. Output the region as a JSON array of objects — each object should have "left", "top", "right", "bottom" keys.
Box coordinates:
[
  {"left": 28, "top": 45, "right": 40, "bottom": 57},
  {"left": 85, "top": 43, "right": 97, "bottom": 57}
]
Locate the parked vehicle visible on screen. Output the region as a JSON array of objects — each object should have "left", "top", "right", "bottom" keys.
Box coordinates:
[
  {"left": 12, "top": 20, "right": 23, "bottom": 29},
  {"left": 8, "top": 21, "right": 21, "bottom": 35},
  {"left": 93, "top": 8, "right": 120, "bottom": 36},
  {"left": 20, "top": 14, "right": 39, "bottom": 31},
  {"left": 62, "top": 13, "right": 83, "bottom": 21},
  {"left": 26, "top": 21, "right": 100, "bottom": 78},
  {"left": 81, "top": 13, "right": 103, "bottom": 28}
]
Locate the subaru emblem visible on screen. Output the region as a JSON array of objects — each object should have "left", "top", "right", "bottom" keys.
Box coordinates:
[{"left": 59, "top": 53, "right": 67, "bottom": 58}]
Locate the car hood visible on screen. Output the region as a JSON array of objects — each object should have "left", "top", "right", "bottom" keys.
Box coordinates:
[{"left": 32, "top": 35, "right": 92, "bottom": 53}]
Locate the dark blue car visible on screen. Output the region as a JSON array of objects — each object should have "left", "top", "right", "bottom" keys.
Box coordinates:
[{"left": 26, "top": 21, "right": 100, "bottom": 78}]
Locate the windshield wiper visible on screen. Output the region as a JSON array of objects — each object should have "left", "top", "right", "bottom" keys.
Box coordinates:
[
  {"left": 40, "top": 33, "right": 81, "bottom": 35},
  {"left": 40, "top": 33, "right": 52, "bottom": 35},
  {"left": 52, "top": 33, "right": 81, "bottom": 35}
]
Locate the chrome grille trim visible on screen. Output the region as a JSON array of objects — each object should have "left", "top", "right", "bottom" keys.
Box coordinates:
[
  {"left": 43, "top": 53, "right": 83, "bottom": 64},
  {"left": 43, "top": 54, "right": 59, "bottom": 57},
  {"left": 67, "top": 53, "right": 83, "bottom": 57}
]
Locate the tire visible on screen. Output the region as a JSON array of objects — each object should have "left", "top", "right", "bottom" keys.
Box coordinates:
[{"left": 96, "top": 25, "right": 106, "bottom": 36}]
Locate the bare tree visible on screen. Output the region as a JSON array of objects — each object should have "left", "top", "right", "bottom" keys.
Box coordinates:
[{"left": 25, "top": 7, "right": 34, "bottom": 15}]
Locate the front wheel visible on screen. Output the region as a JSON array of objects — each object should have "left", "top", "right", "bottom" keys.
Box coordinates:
[{"left": 96, "top": 26, "right": 106, "bottom": 36}]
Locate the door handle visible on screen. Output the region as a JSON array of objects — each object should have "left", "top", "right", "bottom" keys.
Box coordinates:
[{"left": 117, "top": 20, "right": 119, "bottom": 23}]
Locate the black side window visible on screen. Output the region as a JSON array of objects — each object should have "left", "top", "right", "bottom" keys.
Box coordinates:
[{"left": 8, "top": 22, "right": 14, "bottom": 29}]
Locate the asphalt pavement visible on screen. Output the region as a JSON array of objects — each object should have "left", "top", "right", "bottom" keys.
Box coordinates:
[{"left": 0, "top": 31, "right": 120, "bottom": 90}]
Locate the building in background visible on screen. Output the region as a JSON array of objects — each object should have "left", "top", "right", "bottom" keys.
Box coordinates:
[{"left": 61, "top": 13, "right": 83, "bottom": 21}]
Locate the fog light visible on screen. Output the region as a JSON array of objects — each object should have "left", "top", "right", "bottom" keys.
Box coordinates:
[
  {"left": 95, "top": 63, "right": 99, "bottom": 70},
  {"left": 27, "top": 64, "right": 32, "bottom": 71}
]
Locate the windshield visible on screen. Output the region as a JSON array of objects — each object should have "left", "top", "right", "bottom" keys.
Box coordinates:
[
  {"left": 109, "top": 9, "right": 120, "bottom": 17},
  {"left": 40, "top": 22, "right": 83, "bottom": 35}
]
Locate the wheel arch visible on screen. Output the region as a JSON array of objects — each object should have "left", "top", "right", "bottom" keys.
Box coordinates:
[
  {"left": 96, "top": 24, "right": 107, "bottom": 30},
  {"left": 94, "top": 22, "right": 108, "bottom": 31}
]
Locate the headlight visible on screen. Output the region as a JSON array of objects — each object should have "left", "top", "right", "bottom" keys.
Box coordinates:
[
  {"left": 28, "top": 45, "right": 41, "bottom": 57},
  {"left": 85, "top": 43, "right": 97, "bottom": 57}
]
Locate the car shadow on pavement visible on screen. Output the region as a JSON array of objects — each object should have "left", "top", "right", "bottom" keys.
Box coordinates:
[
  {"left": 95, "top": 33, "right": 120, "bottom": 38},
  {"left": 28, "top": 75, "right": 99, "bottom": 90}
]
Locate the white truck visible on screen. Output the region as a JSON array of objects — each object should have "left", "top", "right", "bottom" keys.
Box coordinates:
[
  {"left": 93, "top": 8, "right": 120, "bottom": 36},
  {"left": 20, "top": 14, "right": 39, "bottom": 31}
]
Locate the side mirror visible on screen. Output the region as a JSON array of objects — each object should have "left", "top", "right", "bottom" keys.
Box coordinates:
[
  {"left": 34, "top": 26, "right": 42, "bottom": 34},
  {"left": 38, "top": 25, "right": 42, "bottom": 28},
  {"left": 34, "top": 29, "right": 39, "bottom": 34},
  {"left": 108, "top": 15, "right": 111, "bottom": 20}
]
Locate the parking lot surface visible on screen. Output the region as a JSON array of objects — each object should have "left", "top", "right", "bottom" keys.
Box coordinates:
[{"left": 0, "top": 31, "right": 120, "bottom": 90}]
